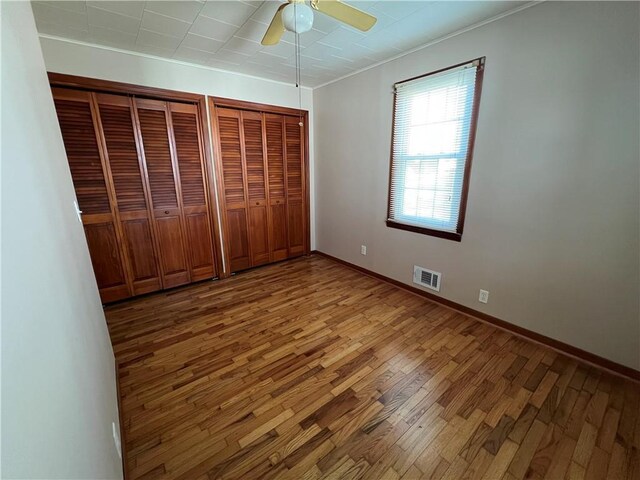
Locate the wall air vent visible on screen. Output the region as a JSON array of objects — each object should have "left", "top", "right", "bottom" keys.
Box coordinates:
[{"left": 413, "top": 266, "right": 441, "bottom": 292}]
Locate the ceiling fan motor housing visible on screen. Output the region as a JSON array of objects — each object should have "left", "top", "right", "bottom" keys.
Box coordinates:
[
  {"left": 261, "top": 0, "right": 376, "bottom": 46},
  {"left": 282, "top": 1, "right": 314, "bottom": 34}
]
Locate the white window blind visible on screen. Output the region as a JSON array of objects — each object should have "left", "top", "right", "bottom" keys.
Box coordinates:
[{"left": 388, "top": 58, "right": 483, "bottom": 237}]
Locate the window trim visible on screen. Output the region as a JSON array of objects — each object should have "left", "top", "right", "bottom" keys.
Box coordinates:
[{"left": 386, "top": 57, "right": 485, "bottom": 242}]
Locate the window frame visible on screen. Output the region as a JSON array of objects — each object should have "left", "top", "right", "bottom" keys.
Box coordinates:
[{"left": 386, "top": 57, "right": 485, "bottom": 242}]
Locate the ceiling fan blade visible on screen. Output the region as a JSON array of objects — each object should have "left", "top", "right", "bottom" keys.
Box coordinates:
[
  {"left": 311, "top": 0, "right": 377, "bottom": 32},
  {"left": 261, "top": 4, "right": 287, "bottom": 45}
]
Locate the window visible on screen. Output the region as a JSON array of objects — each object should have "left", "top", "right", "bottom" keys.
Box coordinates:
[{"left": 387, "top": 57, "right": 485, "bottom": 241}]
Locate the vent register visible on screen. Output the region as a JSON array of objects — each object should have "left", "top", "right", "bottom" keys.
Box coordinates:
[{"left": 413, "top": 266, "right": 441, "bottom": 292}]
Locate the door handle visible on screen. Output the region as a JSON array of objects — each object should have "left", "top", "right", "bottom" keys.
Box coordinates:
[{"left": 73, "top": 200, "right": 83, "bottom": 223}]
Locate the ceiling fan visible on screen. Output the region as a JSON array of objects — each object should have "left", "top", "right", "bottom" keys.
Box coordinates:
[{"left": 261, "top": 0, "right": 377, "bottom": 46}]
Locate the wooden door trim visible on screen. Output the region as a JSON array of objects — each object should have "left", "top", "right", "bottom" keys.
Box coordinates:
[
  {"left": 48, "top": 72, "right": 202, "bottom": 103},
  {"left": 209, "top": 96, "right": 307, "bottom": 117},
  {"left": 209, "top": 105, "right": 232, "bottom": 277},
  {"left": 198, "top": 98, "right": 225, "bottom": 278},
  {"left": 303, "top": 115, "right": 310, "bottom": 256}
]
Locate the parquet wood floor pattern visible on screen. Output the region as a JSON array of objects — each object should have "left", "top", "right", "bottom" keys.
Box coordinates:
[{"left": 105, "top": 255, "right": 640, "bottom": 480}]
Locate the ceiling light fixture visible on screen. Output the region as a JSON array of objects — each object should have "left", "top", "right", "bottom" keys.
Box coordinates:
[
  {"left": 282, "top": 0, "right": 314, "bottom": 34},
  {"left": 261, "top": 0, "right": 376, "bottom": 46}
]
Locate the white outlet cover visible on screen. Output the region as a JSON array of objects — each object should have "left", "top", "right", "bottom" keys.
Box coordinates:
[
  {"left": 479, "top": 290, "right": 489, "bottom": 304},
  {"left": 361, "top": 245, "right": 367, "bottom": 255}
]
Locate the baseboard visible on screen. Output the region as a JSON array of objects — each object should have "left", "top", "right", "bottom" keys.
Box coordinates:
[{"left": 312, "top": 250, "right": 640, "bottom": 382}]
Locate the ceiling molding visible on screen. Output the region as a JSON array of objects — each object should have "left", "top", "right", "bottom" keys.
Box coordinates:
[
  {"left": 314, "top": 1, "right": 543, "bottom": 90},
  {"left": 38, "top": 33, "right": 313, "bottom": 91}
]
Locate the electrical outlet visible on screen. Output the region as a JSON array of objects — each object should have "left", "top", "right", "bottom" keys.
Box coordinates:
[
  {"left": 479, "top": 289, "right": 489, "bottom": 304},
  {"left": 112, "top": 422, "right": 122, "bottom": 459},
  {"left": 361, "top": 245, "right": 367, "bottom": 255}
]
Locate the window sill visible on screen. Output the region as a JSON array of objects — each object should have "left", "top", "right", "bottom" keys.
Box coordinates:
[{"left": 386, "top": 220, "right": 462, "bottom": 242}]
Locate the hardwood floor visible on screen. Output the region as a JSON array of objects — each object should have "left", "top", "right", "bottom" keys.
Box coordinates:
[{"left": 105, "top": 255, "right": 639, "bottom": 480}]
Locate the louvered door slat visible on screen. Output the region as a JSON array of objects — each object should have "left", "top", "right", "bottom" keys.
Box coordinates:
[
  {"left": 285, "top": 118, "right": 303, "bottom": 198},
  {"left": 52, "top": 88, "right": 130, "bottom": 302},
  {"left": 243, "top": 117, "right": 266, "bottom": 201},
  {"left": 266, "top": 115, "right": 286, "bottom": 199},
  {"left": 138, "top": 108, "right": 179, "bottom": 209},
  {"left": 99, "top": 103, "right": 147, "bottom": 211},
  {"left": 55, "top": 98, "right": 111, "bottom": 214},
  {"left": 97, "top": 94, "right": 161, "bottom": 295},
  {"left": 170, "top": 103, "right": 215, "bottom": 281},
  {"left": 171, "top": 110, "right": 206, "bottom": 207},
  {"left": 218, "top": 116, "right": 245, "bottom": 206},
  {"left": 136, "top": 99, "right": 190, "bottom": 288}
]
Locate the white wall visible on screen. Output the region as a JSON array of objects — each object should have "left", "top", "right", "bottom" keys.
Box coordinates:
[
  {"left": 314, "top": 1, "right": 640, "bottom": 370},
  {"left": 1, "top": 2, "right": 123, "bottom": 479},
  {"left": 40, "top": 36, "right": 316, "bottom": 254}
]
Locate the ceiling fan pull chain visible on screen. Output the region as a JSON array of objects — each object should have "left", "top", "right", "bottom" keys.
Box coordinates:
[{"left": 296, "top": 28, "right": 303, "bottom": 127}]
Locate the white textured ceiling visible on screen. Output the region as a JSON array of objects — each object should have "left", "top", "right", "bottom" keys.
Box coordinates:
[{"left": 32, "top": 0, "right": 527, "bottom": 87}]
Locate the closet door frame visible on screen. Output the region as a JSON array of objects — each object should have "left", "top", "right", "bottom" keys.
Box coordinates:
[
  {"left": 209, "top": 96, "right": 310, "bottom": 277},
  {"left": 48, "top": 73, "right": 224, "bottom": 279}
]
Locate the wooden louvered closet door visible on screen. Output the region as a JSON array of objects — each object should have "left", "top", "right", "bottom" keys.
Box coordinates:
[
  {"left": 52, "top": 88, "right": 131, "bottom": 302},
  {"left": 216, "top": 108, "right": 251, "bottom": 272},
  {"left": 134, "top": 99, "right": 191, "bottom": 289},
  {"left": 242, "top": 111, "right": 270, "bottom": 266},
  {"left": 264, "top": 114, "right": 288, "bottom": 261},
  {"left": 95, "top": 93, "right": 161, "bottom": 295},
  {"left": 215, "top": 106, "right": 307, "bottom": 273},
  {"left": 169, "top": 102, "right": 216, "bottom": 281},
  {"left": 284, "top": 115, "right": 306, "bottom": 257}
]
